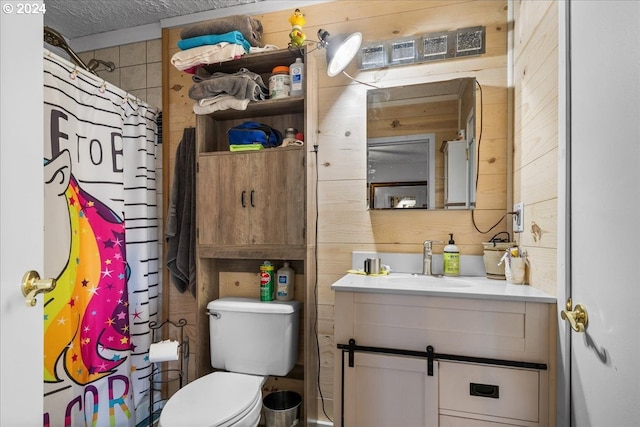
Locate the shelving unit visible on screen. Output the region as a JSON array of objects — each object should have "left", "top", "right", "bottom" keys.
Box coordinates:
[{"left": 192, "top": 47, "right": 318, "bottom": 422}]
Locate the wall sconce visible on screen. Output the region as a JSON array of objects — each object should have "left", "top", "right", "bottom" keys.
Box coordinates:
[{"left": 316, "top": 29, "right": 362, "bottom": 77}]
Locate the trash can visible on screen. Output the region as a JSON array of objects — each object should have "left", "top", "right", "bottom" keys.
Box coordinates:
[{"left": 262, "top": 391, "right": 302, "bottom": 427}]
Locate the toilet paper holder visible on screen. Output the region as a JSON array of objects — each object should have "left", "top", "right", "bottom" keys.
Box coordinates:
[{"left": 148, "top": 318, "right": 189, "bottom": 426}]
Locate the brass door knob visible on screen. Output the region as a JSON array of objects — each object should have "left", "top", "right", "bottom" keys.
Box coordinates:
[
  {"left": 21, "top": 270, "right": 56, "bottom": 307},
  {"left": 561, "top": 298, "right": 588, "bottom": 332}
]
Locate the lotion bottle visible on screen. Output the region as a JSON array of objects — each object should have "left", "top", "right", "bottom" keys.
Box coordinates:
[
  {"left": 276, "top": 262, "right": 295, "bottom": 301},
  {"left": 443, "top": 233, "right": 460, "bottom": 276}
]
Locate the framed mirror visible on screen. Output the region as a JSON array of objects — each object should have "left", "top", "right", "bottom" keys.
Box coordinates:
[{"left": 367, "top": 77, "right": 477, "bottom": 210}]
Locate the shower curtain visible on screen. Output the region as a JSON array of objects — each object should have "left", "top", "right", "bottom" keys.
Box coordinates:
[{"left": 43, "top": 49, "right": 159, "bottom": 427}]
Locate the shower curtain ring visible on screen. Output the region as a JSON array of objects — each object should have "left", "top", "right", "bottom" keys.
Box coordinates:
[
  {"left": 99, "top": 81, "right": 107, "bottom": 93},
  {"left": 69, "top": 67, "right": 79, "bottom": 80}
]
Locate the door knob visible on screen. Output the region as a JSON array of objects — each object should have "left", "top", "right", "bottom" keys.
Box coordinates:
[
  {"left": 21, "top": 270, "right": 56, "bottom": 307},
  {"left": 561, "top": 298, "right": 588, "bottom": 332}
]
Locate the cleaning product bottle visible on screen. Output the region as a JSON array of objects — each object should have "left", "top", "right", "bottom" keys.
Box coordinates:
[
  {"left": 443, "top": 233, "right": 460, "bottom": 276},
  {"left": 260, "top": 261, "right": 275, "bottom": 301},
  {"left": 289, "top": 57, "right": 304, "bottom": 97},
  {"left": 276, "top": 262, "right": 295, "bottom": 301}
]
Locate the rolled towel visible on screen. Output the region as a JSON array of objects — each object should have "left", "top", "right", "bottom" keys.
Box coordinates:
[
  {"left": 180, "top": 14, "right": 264, "bottom": 47},
  {"left": 177, "top": 30, "right": 251, "bottom": 52}
]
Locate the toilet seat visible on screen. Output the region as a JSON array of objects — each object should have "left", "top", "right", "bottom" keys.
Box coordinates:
[{"left": 159, "top": 371, "right": 266, "bottom": 427}]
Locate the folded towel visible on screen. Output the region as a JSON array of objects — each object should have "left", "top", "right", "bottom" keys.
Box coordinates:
[
  {"left": 230, "top": 144, "right": 263, "bottom": 152},
  {"left": 249, "top": 44, "right": 280, "bottom": 54},
  {"left": 193, "top": 94, "right": 250, "bottom": 115},
  {"left": 346, "top": 269, "right": 390, "bottom": 277},
  {"left": 171, "top": 43, "right": 246, "bottom": 71},
  {"left": 177, "top": 31, "right": 251, "bottom": 52},
  {"left": 180, "top": 15, "right": 264, "bottom": 47},
  {"left": 189, "top": 68, "right": 268, "bottom": 101}
]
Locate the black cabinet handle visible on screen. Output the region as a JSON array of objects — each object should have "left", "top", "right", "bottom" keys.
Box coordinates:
[
  {"left": 470, "top": 383, "right": 499, "bottom": 399},
  {"left": 250, "top": 190, "right": 255, "bottom": 207},
  {"left": 241, "top": 190, "right": 247, "bottom": 207}
]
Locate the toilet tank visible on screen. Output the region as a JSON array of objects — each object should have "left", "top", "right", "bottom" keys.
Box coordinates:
[{"left": 207, "top": 297, "right": 301, "bottom": 376}]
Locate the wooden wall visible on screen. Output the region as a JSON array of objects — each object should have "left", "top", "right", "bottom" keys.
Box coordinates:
[
  {"left": 512, "top": 0, "right": 559, "bottom": 297},
  {"left": 163, "top": 1, "right": 510, "bottom": 422}
]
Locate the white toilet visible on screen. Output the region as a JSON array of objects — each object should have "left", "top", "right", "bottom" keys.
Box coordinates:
[{"left": 159, "top": 297, "right": 301, "bottom": 427}]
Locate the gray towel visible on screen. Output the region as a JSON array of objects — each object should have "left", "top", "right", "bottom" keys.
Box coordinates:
[
  {"left": 189, "top": 68, "right": 268, "bottom": 101},
  {"left": 166, "top": 128, "right": 197, "bottom": 297},
  {"left": 180, "top": 15, "right": 264, "bottom": 48}
]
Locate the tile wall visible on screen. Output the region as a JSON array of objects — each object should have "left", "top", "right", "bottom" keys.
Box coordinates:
[{"left": 79, "top": 40, "right": 164, "bottom": 318}]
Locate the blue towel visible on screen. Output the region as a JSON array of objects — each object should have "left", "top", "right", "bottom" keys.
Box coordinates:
[{"left": 178, "top": 30, "right": 251, "bottom": 52}]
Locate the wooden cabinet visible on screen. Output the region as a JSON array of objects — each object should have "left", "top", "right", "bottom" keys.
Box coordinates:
[
  {"left": 197, "top": 148, "right": 305, "bottom": 250},
  {"left": 342, "top": 352, "right": 439, "bottom": 427},
  {"left": 192, "top": 48, "right": 317, "bottom": 422},
  {"left": 439, "top": 362, "right": 540, "bottom": 426},
  {"left": 333, "top": 290, "right": 553, "bottom": 427}
]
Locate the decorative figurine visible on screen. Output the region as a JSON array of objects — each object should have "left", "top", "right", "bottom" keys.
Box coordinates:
[{"left": 288, "top": 8, "right": 306, "bottom": 47}]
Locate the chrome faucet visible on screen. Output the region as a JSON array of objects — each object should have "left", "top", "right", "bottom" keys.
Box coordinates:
[{"left": 422, "top": 240, "right": 443, "bottom": 275}]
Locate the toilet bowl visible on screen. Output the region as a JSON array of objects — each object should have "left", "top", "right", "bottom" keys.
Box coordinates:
[
  {"left": 159, "top": 372, "right": 265, "bottom": 427},
  {"left": 158, "top": 297, "right": 300, "bottom": 427}
]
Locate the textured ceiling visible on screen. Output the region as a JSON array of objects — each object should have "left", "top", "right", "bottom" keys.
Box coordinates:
[{"left": 43, "top": 0, "right": 261, "bottom": 39}]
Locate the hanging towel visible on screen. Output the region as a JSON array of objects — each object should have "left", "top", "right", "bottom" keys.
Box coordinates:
[
  {"left": 179, "top": 15, "right": 264, "bottom": 47},
  {"left": 166, "top": 128, "right": 197, "bottom": 296}
]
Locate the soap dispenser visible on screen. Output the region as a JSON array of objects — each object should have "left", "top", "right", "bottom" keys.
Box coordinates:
[{"left": 443, "top": 233, "right": 460, "bottom": 276}]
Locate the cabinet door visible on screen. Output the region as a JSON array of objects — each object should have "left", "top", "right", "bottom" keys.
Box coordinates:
[
  {"left": 197, "top": 153, "right": 250, "bottom": 246},
  {"left": 248, "top": 149, "right": 305, "bottom": 246},
  {"left": 342, "top": 353, "right": 438, "bottom": 427}
]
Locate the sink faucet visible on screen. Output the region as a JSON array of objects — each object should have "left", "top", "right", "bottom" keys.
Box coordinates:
[{"left": 422, "top": 240, "right": 443, "bottom": 275}]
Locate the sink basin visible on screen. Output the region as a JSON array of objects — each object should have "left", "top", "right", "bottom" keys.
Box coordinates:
[{"left": 385, "top": 273, "right": 475, "bottom": 288}]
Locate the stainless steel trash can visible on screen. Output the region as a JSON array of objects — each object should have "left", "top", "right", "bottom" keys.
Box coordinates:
[{"left": 262, "top": 391, "right": 302, "bottom": 427}]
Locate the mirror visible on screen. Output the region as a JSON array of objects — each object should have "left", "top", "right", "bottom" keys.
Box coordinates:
[{"left": 367, "top": 77, "right": 477, "bottom": 210}]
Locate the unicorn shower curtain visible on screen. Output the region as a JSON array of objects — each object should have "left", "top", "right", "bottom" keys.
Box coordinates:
[{"left": 43, "top": 50, "right": 159, "bottom": 427}]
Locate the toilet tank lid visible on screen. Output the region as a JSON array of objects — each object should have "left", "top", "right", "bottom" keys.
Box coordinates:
[{"left": 207, "top": 297, "right": 300, "bottom": 314}]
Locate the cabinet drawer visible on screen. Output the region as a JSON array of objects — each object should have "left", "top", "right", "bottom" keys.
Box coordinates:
[
  {"left": 440, "top": 414, "right": 523, "bottom": 427},
  {"left": 439, "top": 361, "right": 539, "bottom": 423}
]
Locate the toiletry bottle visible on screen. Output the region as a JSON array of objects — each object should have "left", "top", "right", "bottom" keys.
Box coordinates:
[
  {"left": 276, "top": 262, "right": 295, "bottom": 301},
  {"left": 289, "top": 58, "right": 304, "bottom": 97},
  {"left": 260, "top": 261, "right": 275, "bottom": 301},
  {"left": 443, "top": 233, "right": 460, "bottom": 276}
]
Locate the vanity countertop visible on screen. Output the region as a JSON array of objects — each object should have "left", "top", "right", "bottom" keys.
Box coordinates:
[{"left": 331, "top": 273, "right": 557, "bottom": 303}]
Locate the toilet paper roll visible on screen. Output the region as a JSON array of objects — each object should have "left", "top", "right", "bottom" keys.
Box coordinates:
[{"left": 148, "top": 340, "right": 179, "bottom": 363}]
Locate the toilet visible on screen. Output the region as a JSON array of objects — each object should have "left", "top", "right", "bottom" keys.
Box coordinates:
[{"left": 159, "top": 297, "right": 301, "bottom": 427}]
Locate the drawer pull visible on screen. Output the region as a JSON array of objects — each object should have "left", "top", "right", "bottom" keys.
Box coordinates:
[{"left": 470, "top": 383, "right": 499, "bottom": 399}]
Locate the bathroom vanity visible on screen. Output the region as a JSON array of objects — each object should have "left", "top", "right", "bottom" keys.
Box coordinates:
[{"left": 332, "top": 274, "right": 556, "bottom": 427}]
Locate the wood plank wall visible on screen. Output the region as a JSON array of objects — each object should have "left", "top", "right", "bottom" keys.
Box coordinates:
[
  {"left": 163, "top": 1, "right": 511, "bottom": 422},
  {"left": 513, "top": 1, "right": 559, "bottom": 297}
]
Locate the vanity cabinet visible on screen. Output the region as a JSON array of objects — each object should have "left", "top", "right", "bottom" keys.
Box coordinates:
[
  {"left": 192, "top": 48, "right": 317, "bottom": 421},
  {"left": 333, "top": 289, "right": 554, "bottom": 427}
]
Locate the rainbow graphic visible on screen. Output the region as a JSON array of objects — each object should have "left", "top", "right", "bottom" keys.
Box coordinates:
[{"left": 44, "top": 176, "right": 131, "bottom": 386}]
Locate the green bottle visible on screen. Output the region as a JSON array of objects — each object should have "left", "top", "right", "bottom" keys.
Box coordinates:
[{"left": 443, "top": 233, "right": 460, "bottom": 276}]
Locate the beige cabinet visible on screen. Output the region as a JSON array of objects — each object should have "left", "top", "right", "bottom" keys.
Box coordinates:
[
  {"left": 197, "top": 148, "right": 305, "bottom": 250},
  {"left": 333, "top": 290, "right": 553, "bottom": 427},
  {"left": 342, "top": 352, "right": 439, "bottom": 427}
]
